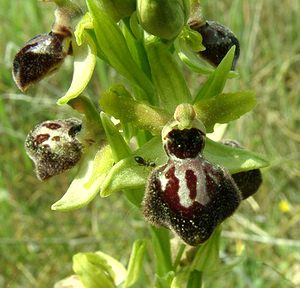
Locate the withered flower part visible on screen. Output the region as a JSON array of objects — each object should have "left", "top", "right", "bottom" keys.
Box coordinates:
[
  {"left": 189, "top": 20, "right": 240, "bottom": 69},
  {"left": 143, "top": 123, "right": 241, "bottom": 246},
  {"left": 25, "top": 118, "right": 83, "bottom": 181},
  {"left": 222, "top": 139, "right": 263, "bottom": 199},
  {"left": 12, "top": 32, "right": 72, "bottom": 92}
]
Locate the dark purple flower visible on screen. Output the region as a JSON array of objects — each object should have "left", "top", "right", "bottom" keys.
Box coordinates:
[
  {"left": 25, "top": 118, "right": 82, "bottom": 180},
  {"left": 143, "top": 127, "right": 241, "bottom": 246}
]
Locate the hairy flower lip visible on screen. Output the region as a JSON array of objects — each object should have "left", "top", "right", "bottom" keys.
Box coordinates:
[{"left": 25, "top": 118, "right": 83, "bottom": 181}]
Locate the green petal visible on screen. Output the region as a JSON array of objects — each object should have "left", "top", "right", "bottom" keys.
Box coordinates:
[
  {"left": 100, "top": 136, "right": 167, "bottom": 197},
  {"left": 204, "top": 139, "right": 269, "bottom": 173},
  {"left": 194, "top": 90, "right": 257, "bottom": 132},
  {"left": 57, "top": 31, "right": 97, "bottom": 105},
  {"left": 99, "top": 85, "right": 171, "bottom": 135},
  {"left": 51, "top": 145, "right": 113, "bottom": 211}
]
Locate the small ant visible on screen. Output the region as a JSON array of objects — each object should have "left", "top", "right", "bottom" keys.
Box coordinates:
[{"left": 134, "top": 156, "right": 156, "bottom": 168}]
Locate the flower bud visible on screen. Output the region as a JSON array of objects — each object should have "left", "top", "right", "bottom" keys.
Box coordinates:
[
  {"left": 97, "top": 0, "right": 136, "bottom": 22},
  {"left": 137, "top": 0, "right": 190, "bottom": 40},
  {"left": 25, "top": 118, "right": 83, "bottom": 180},
  {"left": 222, "top": 140, "right": 262, "bottom": 199},
  {"left": 12, "top": 32, "right": 72, "bottom": 92},
  {"left": 189, "top": 20, "right": 240, "bottom": 69}
]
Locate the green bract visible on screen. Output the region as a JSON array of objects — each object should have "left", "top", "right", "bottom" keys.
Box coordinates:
[{"left": 137, "top": 0, "right": 190, "bottom": 40}]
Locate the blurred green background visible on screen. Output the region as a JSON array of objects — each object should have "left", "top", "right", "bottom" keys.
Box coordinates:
[{"left": 0, "top": 0, "right": 299, "bottom": 287}]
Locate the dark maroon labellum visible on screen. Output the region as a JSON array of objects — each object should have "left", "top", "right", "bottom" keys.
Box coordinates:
[
  {"left": 143, "top": 127, "right": 241, "bottom": 246},
  {"left": 25, "top": 118, "right": 82, "bottom": 181},
  {"left": 190, "top": 20, "right": 240, "bottom": 70},
  {"left": 12, "top": 32, "right": 71, "bottom": 92}
]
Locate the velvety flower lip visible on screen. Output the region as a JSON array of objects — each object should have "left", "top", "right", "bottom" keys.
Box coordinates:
[
  {"left": 25, "top": 118, "right": 83, "bottom": 180},
  {"left": 143, "top": 124, "right": 241, "bottom": 246}
]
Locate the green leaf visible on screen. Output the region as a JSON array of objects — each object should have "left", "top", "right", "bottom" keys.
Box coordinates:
[
  {"left": 146, "top": 40, "right": 192, "bottom": 113},
  {"left": 100, "top": 136, "right": 167, "bottom": 197},
  {"left": 100, "top": 85, "right": 171, "bottom": 135},
  {"left": 191, "top": 226, "right": 221, "bottom": 272},
  {"left": 194, "top": 46, "right": 236, "bottom": 103},
  {"left": 124, "top": 240, "right": 147, "bottom": 288},
  {"left": 194, "top": 90, "right": 257, "bottom": 132},
  {"left": 87, "top": 0, "right": 155, "bottom": 101},
  {"left": 57, "top": 31, "right": 97, "bottom": 105},
  {"left": 204, "top": 138, "right": 269, "bottom": 173},
  {"left": 100, "top": 112, "right": 131, "bottom": 162},
  {"left": 73, "top": 251, "right": 126, "bottom": 288},
  {"left": 51, "top": 145, "right": 113, "bottom": 211}
]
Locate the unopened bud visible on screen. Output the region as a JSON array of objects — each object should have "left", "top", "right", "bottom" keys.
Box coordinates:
[
  {"left": 12, "top": 32, "right": 72, "bottom": 92},
  {"left": 189, "top": 20, "right": 240, "bottom": 69},
  {"left": 137, "top": 0, "right": 190, "bottom": 40}
]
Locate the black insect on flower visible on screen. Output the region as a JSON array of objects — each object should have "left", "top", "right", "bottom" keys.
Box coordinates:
[
  {"left": 12, "top": 31, "right": 72, "bottom": 92},
  {"left": 189, "top": 20, "right": 240, "bottom": 70},
  {"left": 25, "top": 118, "right": 82, "bottom": 181},
  {"left": 143, "top": 116, "right": 242, "bottom": 246},
  {"left": 222, "top": 139, "right": 263, "bottom": 199},
  {"left": 134, "top": 156, "right": 156, "bottom": 168}
]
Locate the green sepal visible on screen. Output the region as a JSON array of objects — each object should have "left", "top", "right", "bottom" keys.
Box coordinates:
[
  {"left": 57, "top": 17, "right": 97, "bottom": 105},
  {"left": 100, "top": 85, "right": 171, "bottom": 135},
  {"left": 87, "top": 0, "right": 155, "bottom": 101},
  {"left": 100, "top": 136, "right": 167, "bottom": 197},
  {"left": 191, "top": 226, "right": 221, "bottom": 272},
  {"left": 100, "top": 112, "right": 131, "bottom": 162},
  {"left": 146, "top": 40, "right": 192, "bottom": 112},
  {"left": 204, "top": 138, "right": 269, "bottom": 174},
  {"left": 73, "top": 251, "right": 127, "bottom": 288},
  {"left": 100, "top": 133, "right": 268, "bottom": 197},
  {"left": 124, "top": 239, "right": 147, "bottom": 288},
  {"left": 193, "top": 46, "right": 237, "bottom": 103},
  {"left": 194, "top": 90, "right": 257, "bottom": 132},
  {"left": 51, "top": 144, "right": 113, "bottom": 211}
]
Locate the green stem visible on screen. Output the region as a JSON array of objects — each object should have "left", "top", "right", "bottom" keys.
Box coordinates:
[
  {"left": 173, "top": 243, "right": 186, "bottom": 271},
  {"left": 187, "top": 270, "right": 203, "bottom": 288},
  {"left": 150, "top": 227, "right": 173, "bottom": 277}
]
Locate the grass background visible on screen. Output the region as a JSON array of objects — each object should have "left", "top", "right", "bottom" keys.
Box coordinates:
[{"left": 0, "top": 0, "right": 299, "bottom": 287}]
